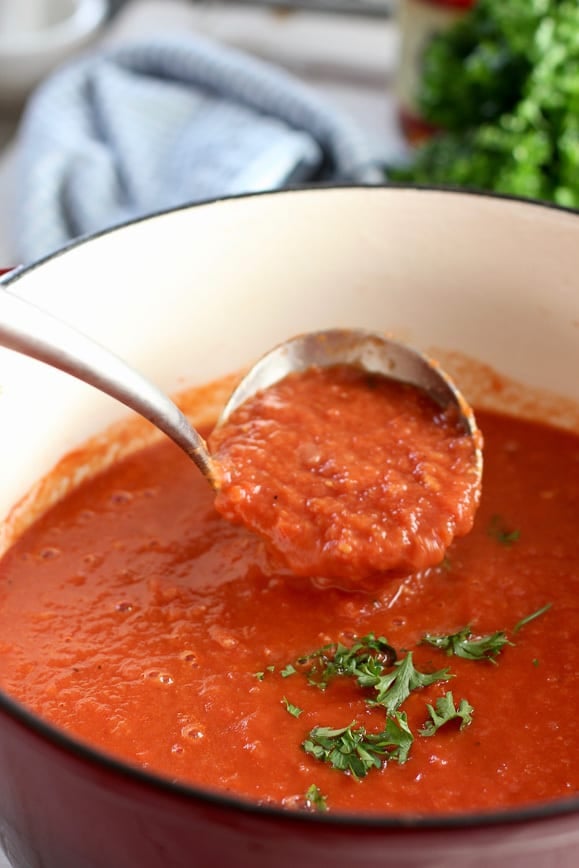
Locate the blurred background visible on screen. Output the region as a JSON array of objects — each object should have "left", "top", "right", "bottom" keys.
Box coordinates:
[
  {"left": 0, "top": 0, "right": 403, "bottom": 264},
  {"left": 0, "top": 0, "right": 575, "bottom": 265}
]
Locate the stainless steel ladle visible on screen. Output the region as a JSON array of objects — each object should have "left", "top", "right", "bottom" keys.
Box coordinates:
[{"left": 0, "top": 287, "right": 482, "bottom": 488}]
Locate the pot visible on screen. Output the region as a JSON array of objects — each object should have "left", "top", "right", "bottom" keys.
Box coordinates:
[{"left": 0, "top": 186, "right": 577, "bottom": 868}]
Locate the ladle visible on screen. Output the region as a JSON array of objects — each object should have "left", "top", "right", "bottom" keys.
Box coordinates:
[{"left": 0, "top": 287, "right": 482, "bottom": 487}]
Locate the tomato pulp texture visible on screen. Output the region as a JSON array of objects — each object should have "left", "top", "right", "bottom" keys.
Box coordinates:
[
  {"left": 0, "top": 397, "right": 577, "bottom": 815},
  {"left": 210, "top": 366, "right": 481, "bottom": 584}
]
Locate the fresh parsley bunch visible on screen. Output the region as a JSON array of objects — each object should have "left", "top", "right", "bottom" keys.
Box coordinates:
[{"left": 392, "top": 0, "right": 579, "bottom": 207}]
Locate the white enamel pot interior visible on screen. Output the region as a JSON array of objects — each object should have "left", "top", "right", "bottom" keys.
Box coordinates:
[{"left": 0, "top": 186, "right": 578, "bottom": 868}]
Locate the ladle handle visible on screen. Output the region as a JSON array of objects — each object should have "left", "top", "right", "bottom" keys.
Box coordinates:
[{"left": 0, "top": 287, "right": 215, "bottom": 482}]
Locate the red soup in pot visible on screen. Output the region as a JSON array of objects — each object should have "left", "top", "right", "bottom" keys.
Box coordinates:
[{"left": 0, "top": 368, "right": 577, "bottom": 817}]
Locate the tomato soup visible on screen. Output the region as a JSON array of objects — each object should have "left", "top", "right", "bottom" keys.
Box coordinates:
[
  {"left": 210, "top": 365, "right": 481, "bottom": 582},
  {"left": 0, "top": 395, "right": 577, "bottom": 816}
]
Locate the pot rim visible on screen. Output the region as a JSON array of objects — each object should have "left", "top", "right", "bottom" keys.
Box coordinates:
[{"left": 1, "top": 183, "right": 578, "bottom": 832}]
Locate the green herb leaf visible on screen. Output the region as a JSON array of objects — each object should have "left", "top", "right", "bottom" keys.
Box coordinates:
[
  {"left": 298, "top": 638, "right": 449, "bottom": 712},
  {"left": 389, "top": 0, "right": 579, "bottom": 208},
  {"left": 381, "top": 711, "right": 414, "bottom": 764},
  {"left": 304, "top": 784, "right": 328, "bottom": 812},
  {"left": 513, "top": 602, "right": 552, "bottom": 633},
  {"left": 282, "top": 697, "right": 303, "bottom": 718},
  {"left": 488, "top": 514, "right": 521, "bottom": 546},
  {"left": 299, "top": 634, "right": 396, "bottom": 690},
  {"left": 419, "top": 692, "right": 474, "bottom": 737},
  {"left": 253, "top": 664, "right": 276, "bottom": 681},
  {"left": 422, "top": 626, "right": 513, "bottom": 664},
  {"left": 302, "top": 715, "right": 414, "bottom": 780},
  {"left": 369, "top": 652, "right": 453, "bottom": 714},
  {"left": 280, "top": 663, "right": 297, "bottom": 678}
]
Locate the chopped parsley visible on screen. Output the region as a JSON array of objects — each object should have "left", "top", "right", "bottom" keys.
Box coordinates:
[
  {"left": 282, "top": 697, "right": 303, "bottom": 718},
  {"left": 253, "top": 664, "right": 276, "bottom": 681},
  {"left": 298, "top": 633, "right": 396, "bottom": 690},
  {"left": 297, "top": 636, "right": 449, "bottom": 713},
  {"left": 488, "top": 514, "right": 521, "bottom": 546},
  {"left": 295, "top": 638, "right": 450, "bottom": 778},
  {"left": 379, "top": 711, "right": 414, "bottom": 763},
  {"left": 304, "top": 784, "right": 328, "bottom": 812},
  {"left": 513, "top": 602, "right": 552, "bottom": 633},
  {"left": 302, "top": 712, "right": 413, "bottom": 780},
  {"left": 420, "top": 692, "right": 474, "bottom": 737},
  {"left": 263, "top": 602, "right": 550, "bottom": 784},
  {"left": 421, "top": 604, "right": 551, "bottom": 666},
  {"left": 368, "top": 652, "right": 453, "bottom": 713},
  {"left": 422, "top": 626, "right": 513, "bottom": 664},
  {"left": 280, "top": 663, "right": 297, "bottom": 678}
]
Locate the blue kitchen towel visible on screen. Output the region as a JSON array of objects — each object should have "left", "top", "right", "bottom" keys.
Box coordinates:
[{"left": 15, "top": 32, "right": 383, "bottom": 264}]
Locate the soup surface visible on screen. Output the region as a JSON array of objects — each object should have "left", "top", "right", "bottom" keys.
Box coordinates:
[{"left": 0, "top": 403, "right": 577, "bottom": 815}]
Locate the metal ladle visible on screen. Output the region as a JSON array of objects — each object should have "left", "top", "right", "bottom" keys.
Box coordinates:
[{"left": 0, "top": 288, "right": 482, "bottom": 488}]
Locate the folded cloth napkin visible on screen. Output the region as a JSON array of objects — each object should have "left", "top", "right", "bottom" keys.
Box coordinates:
[{"left": 15, "top": 31, "right": 383, "bottom": 264}]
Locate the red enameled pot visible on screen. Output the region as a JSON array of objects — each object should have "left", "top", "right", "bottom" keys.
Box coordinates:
[{"left": 0, "top": 187, "right": 578, "bottom": 868}]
